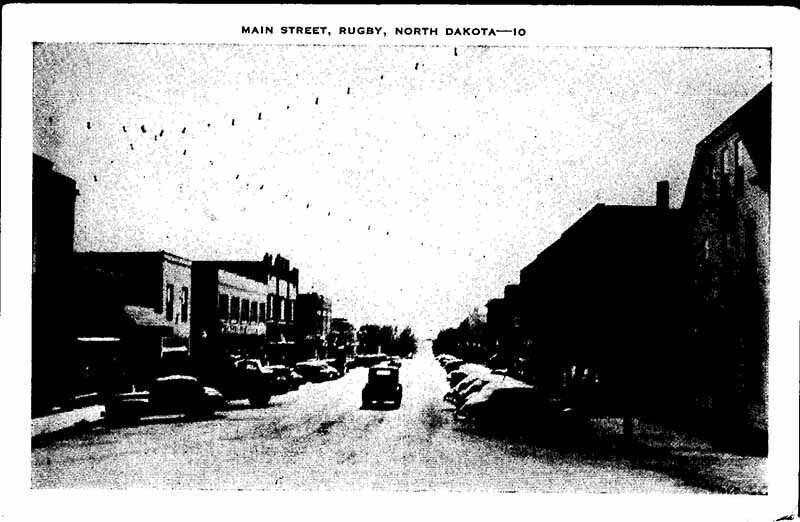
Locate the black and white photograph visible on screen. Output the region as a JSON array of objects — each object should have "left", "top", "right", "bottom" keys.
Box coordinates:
[{"left": 3, "top": 4, "right": 799, "bottom": 521}]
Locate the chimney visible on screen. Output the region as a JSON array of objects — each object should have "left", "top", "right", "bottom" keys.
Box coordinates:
[{"left": 656, "top": 181, "right": 669, "bottom": 209}]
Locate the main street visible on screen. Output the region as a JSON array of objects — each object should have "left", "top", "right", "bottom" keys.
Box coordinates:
[{"left": 32, "top": 344, "right": 750, "bottom": 492}]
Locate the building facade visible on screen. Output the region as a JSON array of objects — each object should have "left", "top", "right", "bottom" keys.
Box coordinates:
[
  {"left": 32, "top": 154, "right": 80, "bottom": 412},
  {"left": 75, "top": 251, "right": 193, "bottom": 341},
  {"left": 484, "top": 182, "right": 689, "bottom": 418},
  {"left": 295, "top": 293, "right": 332, "bottom": 360},
  {"left": 198, "top": 253, "right": 299, "bottom": 362},
  {"left": 681, "top": 83, "right": 770, "bottom": 441},
  {"left": 190, "top": 263, "right": 270, "bottom": 386}
]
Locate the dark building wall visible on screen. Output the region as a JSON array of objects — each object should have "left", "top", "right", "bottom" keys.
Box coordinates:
[
  {"left": 295, "top": 293, "right": 332, "bottom": 359},
  {"left": 74, "top": 252, "right": 165, "bottom": 312},
  {"left": 32, "top": 154, "right": 80, "bottom": 412},
  {"left": 73, "top": 251, "right": 193, "bottom": 338},
  {"left": 681, "top": 83, "right": 770, "bottom": 438},
  {"left": 515, "top": 201, "right": 690, "bottom": 416},
  {"left": 33, "top": 154, "right": 78, "bottom": 278}
]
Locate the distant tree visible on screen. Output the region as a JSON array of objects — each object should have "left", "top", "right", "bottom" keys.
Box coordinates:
[
  {"left": 357, "top": 324, "right": 381, "bottom": 354},
  {"left": 377, "top": 325, "right": 396, "bottom": 354},
  {"left": 394, "top": 327, "right": 418, "bottom": 358}
]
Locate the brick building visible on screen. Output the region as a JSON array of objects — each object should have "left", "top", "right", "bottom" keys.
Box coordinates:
[
  {"left": 681, "top": 83, "right": 770, "bottom": 442},
  {"left": 480, "top": 182, "right": 688, "bottom": 419},
  {"left": 295, "top": 293, "right": 332, "bottom": 360},
  {"left": 190, "top": 263, "right": 270, "bottom": 387},
  {"left": 198, "top": 253, "right": 299, "bottom": 362}
]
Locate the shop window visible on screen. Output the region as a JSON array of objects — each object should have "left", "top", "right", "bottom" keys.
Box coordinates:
[
  {"left": 218, "top": 294, "right": 229, "bottom": 320},
  {"left": 230, "top": 296, "right": 240, "bottom": 322},
  {"left": 180, "top": 287, "right": 189, "bottom": 323},
  {"left": 242, "top": 299, "right": 250, "bottom": 322},
  {"left": 166, "top": 284, "right": 175, "bottom": 322}
]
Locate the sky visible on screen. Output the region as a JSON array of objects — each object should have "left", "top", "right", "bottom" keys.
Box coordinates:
[{"left": 32, "top": 44, "right": 771, "bottom": 339}]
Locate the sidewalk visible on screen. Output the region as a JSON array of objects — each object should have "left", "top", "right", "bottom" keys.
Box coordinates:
[
  {"left": 587, "top": 418, "right": 768, "bottom": 494},
  {"left": 31, "top": 405, "right": 105, "bottom": 440}
]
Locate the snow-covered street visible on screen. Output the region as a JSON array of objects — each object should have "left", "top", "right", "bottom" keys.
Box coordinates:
[{"left": 32, "top": 344, "right": 763, "bottom": 492}]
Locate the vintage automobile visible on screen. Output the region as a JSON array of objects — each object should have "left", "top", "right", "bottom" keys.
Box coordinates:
[
  {"left": 443, "top": 358, "right": 466, "bottom": 373},
  {"left": 294, "top": 360, "right": 340, "bottom": 383},
  {"left": 231, "top": 359, "right": 274, "bottom": 406},
  {"left": 436, "top": 354, "right": 460, "bottom": 367},
  {"left": 104, "top": 390, "right": 150, "bottom": 425},
  {"left": 447, "top": 363, "right": 491, "bottom": 387},
  {"left": 361, "top": 365, "right": 402, "bottom": 409},
  {"left": 443, "top": 374, "right": 490, "bottom": 407},
  {"left": 148, "top": 375, "right": 226, "bottom": 418},
  {"left": 386, "top": 356, "right": 403, "bottom": 368},
  {"left": 263, "top": 364, "right": 293, "bottom": 394},
  {"left": 454, "top": 383, "right": 580, "bottom": 438},
  {"left": 346, "top": 354, "right": 389, "bottom": 370}
]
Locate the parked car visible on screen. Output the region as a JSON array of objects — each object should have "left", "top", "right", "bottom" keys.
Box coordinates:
[
  {"left": 149, "top": 375, "right": 226, "bottom": 417},
  {"left": 454, "top": 385, "right": 540, "bottom": 430},
  {"left": 231, "top": 359, "right": 274, "bottom": 406},
  {"left": 294, "top": 360, "right": 340, "bottom": 383},
  {"left": 104, "top": 391, "right": 150, "bottom": 425},
  {"left": 443, "top": 359, "right": 466, "bottom": 373},
  {"left": 436, "top": 354, "right": 459, "bottom": 366},
  {"left": 444, "top": 374, "right": 489, "bottom": 407},
  {"left": 289, "top": 369, "right": 306, "bottom": 389},
  {"left": 447, "top": 363, "right": 490, "bottom": 387},
  {"left": 263, "top": 364, "right": 292, "bottom": 395},
  {"left": 362, "top": 365, "right": 402, "bottom": 409},
  {"left": 347, "top": 354, "right": 389, "bottom": 370},
  {"left": 386, "top": 356, "right": 403, "bottom": 368}
]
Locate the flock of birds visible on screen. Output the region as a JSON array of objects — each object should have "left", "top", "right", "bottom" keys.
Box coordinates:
[{"left": 46, "top": 48, "right": 495, "bottom": 260}]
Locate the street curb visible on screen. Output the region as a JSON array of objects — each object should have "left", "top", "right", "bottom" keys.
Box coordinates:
[{"left": 31, "top": 418, "right": 106, "bottom": 448}]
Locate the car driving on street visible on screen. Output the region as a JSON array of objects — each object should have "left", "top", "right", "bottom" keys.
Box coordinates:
[{"left": 362, "top": 365, "right": 403, "bottom": 409}]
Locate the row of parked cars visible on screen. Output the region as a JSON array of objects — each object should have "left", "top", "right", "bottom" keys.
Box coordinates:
[
  {"left": 105, "top": 357, "right": 346, "bottom": 425},
  {"left": 437, "top": 354, "right": 580, "bottom": 436}
]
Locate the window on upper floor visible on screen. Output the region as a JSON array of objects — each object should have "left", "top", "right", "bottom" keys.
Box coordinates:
[
  {"left": 251, "top": 301, "right": 258, "bottom": 324},
  {"left": 259, "top": 302, "right": 266, "bottom": 323},
  {"left": 165, "top": 284, "right": 175, "bottom": 322},
  {"left": 722, "top": 144, "right": 734, "bottom": 176},
  {"left": 734, "top": 139, "right": 745, "bottom": 197},
  {"left": 180, "top": 287, "right": 189, "bottom": 323}
]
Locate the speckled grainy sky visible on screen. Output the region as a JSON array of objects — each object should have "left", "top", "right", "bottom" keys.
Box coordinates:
[{"left": 33, "top": 44, "right": 770, "bottom": 338}]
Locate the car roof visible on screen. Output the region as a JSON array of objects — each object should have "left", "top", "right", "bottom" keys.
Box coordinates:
[
  {"left": 369, "top": 366, "right": 397, "bottom": 374},
  {"left": 156, "top": 374, "right": 198, "bottom": 382}
]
